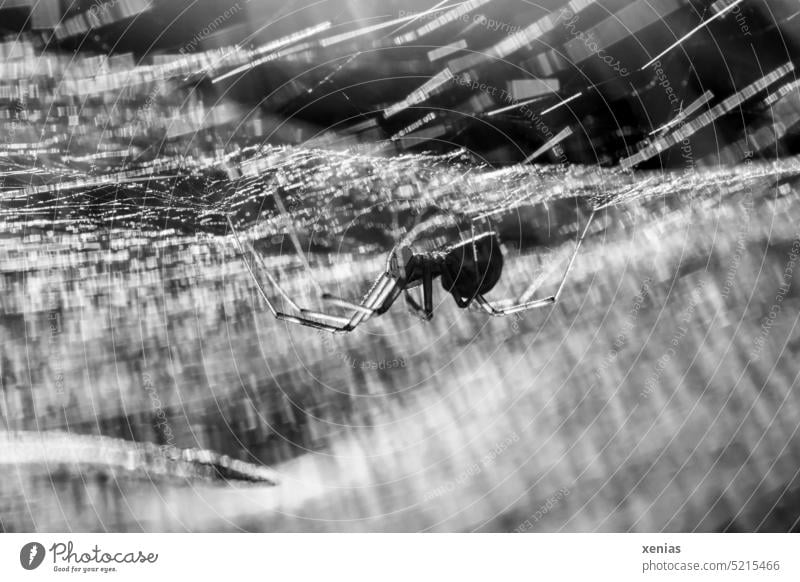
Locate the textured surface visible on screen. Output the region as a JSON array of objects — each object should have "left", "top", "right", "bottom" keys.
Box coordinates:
[{"left": 2, "top": 151, "right": 800, "bottom": 531}]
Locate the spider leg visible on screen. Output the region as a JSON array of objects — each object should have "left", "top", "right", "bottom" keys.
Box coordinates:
[
  {"left": 474, "top": 294, "right": 556, "bottom": 316},
  {"left": 401, "top": 262, "right": 436, "bottom": 321},
  {"left": 321, "top": 257, "right": 408, "bottom": 319},
  {"left": 421, "top": 262, "right": 434, "bottom": 320},
  {"left": 228, "top": 216, "right": 397, "bottom": 333},
  {"left": 375, "top": 285, "right": 404, "bottom": 315},
  {"left": 404, "top": 288, "right": 429, "bottom": 320},
  {"left": 474, "top": 209, "right": 596, "bottom": 317},
  {"left": 321, "top": 296, "right": 375, "bottom": 316}
]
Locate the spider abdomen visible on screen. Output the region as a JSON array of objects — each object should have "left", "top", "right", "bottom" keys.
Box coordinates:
[{"left": 440, "top": 233, "right": 504, "bottom": 306}]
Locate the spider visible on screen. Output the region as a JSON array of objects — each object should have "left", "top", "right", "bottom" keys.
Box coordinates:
[{"left": 227, "top": 209, "right": 596, "bottom": 334}]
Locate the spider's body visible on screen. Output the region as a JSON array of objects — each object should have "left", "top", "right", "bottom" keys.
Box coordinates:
[
  {"left": 389, "top": 232, "right": 505, "bottom": 319},
  {"left": 228, "top": 209, "right": 594, "bottom": 334}
]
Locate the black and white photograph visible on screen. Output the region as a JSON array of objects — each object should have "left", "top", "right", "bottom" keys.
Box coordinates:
[{"left": 2, "top": 0, "right": 800, "bottom": 557}]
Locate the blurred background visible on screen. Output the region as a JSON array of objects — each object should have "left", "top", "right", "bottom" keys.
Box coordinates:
[{"left": 2, "top": 0, "right": 800, "bottom": 532}]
